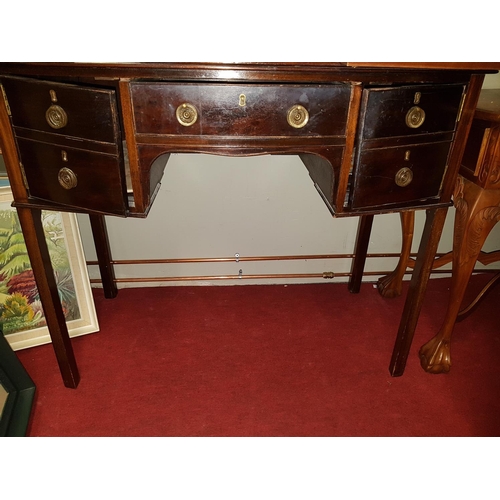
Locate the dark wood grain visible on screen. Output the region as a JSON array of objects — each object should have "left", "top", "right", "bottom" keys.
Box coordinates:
[
  {"left": 119, "top": 80, "right": 147, "bottom": 214},
  {"left": 0, "top": 63, "right": 495, "bottom": 386},
  {"left": 1, "top": 76, "right": 120, "bottom": 144},
  {"left": 0, "top": 62, "right": 496, "bottom": 85},
  {"left": 348, "top": 214, "right": 374, "bottom": 293},
  {"left": 17, "top": 138, "right": 128, "bottom": 215},
  {"left": 350, "top": 140, "right": 453, "bottom": 209},
  {"left": 89, "top": 215, "right": 118, "bottom": 299},
  {"left": 16, "top": 207, "right": 80, "bottom": 388},
  {"left": 359, "top": 84, "right": 464, "bottom": 141},
  {"left": 131, "top": 83, "right": 351, "bottom": 137},
  {"left": 390, "top": 206, "right": 449, "bottom": 376}
]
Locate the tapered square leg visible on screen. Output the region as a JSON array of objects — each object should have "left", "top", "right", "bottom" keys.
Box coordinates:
[
  {"left": 89, "top": 214, "right": 118, "bottom": 299},
  {"left": 348, "top": 214, "right": 374, "bottom": 294},
  {"left": 17, "top": 207, "right": 80, "bottom": 388},
  {"left": 389, "top": 207, "right": 448, "bottom": 377}
]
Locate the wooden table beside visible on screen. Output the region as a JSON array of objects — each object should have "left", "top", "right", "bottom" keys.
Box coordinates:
[
  {"left": 419, "top": 89, "right": 500, "bottom": 373},
  {"left": 0, "top": 63, "right": 498, "bottom": 388}
]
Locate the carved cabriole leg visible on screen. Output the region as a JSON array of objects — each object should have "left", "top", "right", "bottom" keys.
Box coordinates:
[
  {"left": 89, "top": 214, "right": 118, "bottom": 299},
  {"left": 16, "top": 207, "right": 80, "bottom": 388},
  {"left": 389, "top": 206, "right": 449, "bottom": 376},
  {"left": 377, "top": 211, "right": 415, "bottom": 298},
  {"left": 419, "top": 176, "right": 500, "bottom": 374}
]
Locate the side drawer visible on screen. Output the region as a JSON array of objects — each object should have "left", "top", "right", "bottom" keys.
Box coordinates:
[
  {"left": 1, "top": 76, "right": 120, "bottom": 144},
  {"left": 360, "top": 84, "right": 465, "bottom": 140},
  {"left": 17, "top": 138, "right": 127, "bottom": 215},
  {"left": 131, "top": 83, "right": 351, "bottom": 138},
  {"left": 350, "top": 140, "right": 453, "bottom": 210}
]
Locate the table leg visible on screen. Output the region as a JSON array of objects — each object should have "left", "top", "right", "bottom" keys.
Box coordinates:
[
  {"left": 419, "top": 177, "right": 500, "bottom": 373},
  {"left": 89, "top": 214, "right": 118, "bottom": 299},
  {"left": 17, "top": 207, "right": 80, "bottom": 388},
  {"left": 389, "top": 206, "right": 449, "bottom": 376},
  {"left": 377, "top": 211, "right": 415, "bottom": 298},
  {"left": 348, "top": 214, "right": 374, "bottom": 293}
]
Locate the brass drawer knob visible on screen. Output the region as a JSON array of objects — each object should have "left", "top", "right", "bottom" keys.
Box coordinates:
[
  {"left": 395, "top": 167, "right": 413, "bottom": 187},
  {"left": 287, "top": 104, "right": 309, "bottom": 129},
  {"left": 58, "top": 167, "right": 78, "bottom": 189},
  {"left": 405, "top": 106, "right": 425, "bottom": 129},
  {"left": 46, "top": 104, "right": 68, "bottom": 129},
  {"left": 176, "top": 103, "right": 198, "bottom": 126}
]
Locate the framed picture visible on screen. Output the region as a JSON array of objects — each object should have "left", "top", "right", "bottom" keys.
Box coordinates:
[{"left": 0, "top": 186, "right": 99, "bottom": 351}]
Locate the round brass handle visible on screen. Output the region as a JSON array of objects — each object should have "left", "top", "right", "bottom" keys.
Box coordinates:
[
  {"left": 395, "top": 167, "right": 413, "bottom": 187},
  {"left": 46, "top": 104, "right": 68, "bottom": 129},
  {"left": 58, "top": 167, "right": 78, "bottom": 190},
  {"left": 405, "top": 106, "right": 425, "bottom": 129},
  {"left": 176, "top": 103, "right": 198, "bottom": 126},
  {"left": 287, "top": 104, "right": 309, "bottom": 129}
]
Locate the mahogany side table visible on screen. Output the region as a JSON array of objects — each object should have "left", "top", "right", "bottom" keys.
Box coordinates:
[{"left": 0, "top": 63, "right": 497, "bottom": 387}]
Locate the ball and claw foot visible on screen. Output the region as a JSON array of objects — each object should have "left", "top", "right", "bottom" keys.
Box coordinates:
[
  {"left": 377, "top": 271, "right": 404, "bottom": 298},
  {"left": 419, "top": 334, "right": 452, "bottom": 374}
]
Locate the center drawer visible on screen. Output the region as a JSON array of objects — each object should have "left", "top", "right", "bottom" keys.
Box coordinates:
[{"left": 130, "top": 83, "right": 351, "bottom": 138}]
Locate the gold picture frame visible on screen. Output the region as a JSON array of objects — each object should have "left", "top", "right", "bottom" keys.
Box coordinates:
[{"left": 0, "top": 186, "right": 99, "bottom": 350}]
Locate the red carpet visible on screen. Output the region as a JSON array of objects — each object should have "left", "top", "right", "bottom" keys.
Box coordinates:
[{"left": 16, "top": 275, "right": 500, "bottom": 436}]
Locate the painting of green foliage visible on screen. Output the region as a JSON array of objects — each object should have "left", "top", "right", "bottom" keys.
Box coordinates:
[{"left": 0, "top": 205, "right": 81, "bottom": 336}]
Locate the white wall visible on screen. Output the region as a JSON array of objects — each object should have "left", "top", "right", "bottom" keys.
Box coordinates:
[
  {"left": 77, "top": 75, "right": 500, "bottom": 288},
  {"left": 483, "top": 72, "right": 500, "bottom": 89}
]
